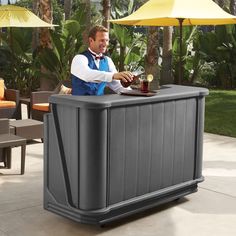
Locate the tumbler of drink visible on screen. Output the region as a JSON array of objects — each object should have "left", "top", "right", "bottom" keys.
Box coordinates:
[{"left": 139, "top": 75, "right": 150, "bottom": 93}]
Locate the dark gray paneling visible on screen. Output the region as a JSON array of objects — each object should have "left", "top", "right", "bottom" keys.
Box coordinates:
[
  {"left": 183, "top": 98, "right": 196, "bottom": 181},
  {"left": 136, "top": 105, "right": 152, "bottom": 196},
  {"left": 109, "top": 98, "right": 198, "bottom": 205},
  {"left": 161, "top": 101, "right": 175, "bottom": 188},
  {"left": 46, "top": 114, "right": 67, "bottom": 205},
  {"left": 56, "top": 105, "right": 79, "bottom": 208},
  {"left": 44, "top": 85, "right": 208, "bottom": 224},
  {"left": 172, "top": 100, "right": 186, "bottom": 185},
  {"left": 109, "top": 107, "right": 126, "bottom": 204},
  {"left": 149, "top": 103, "right": 164, "bottom": 191},
  {"left": 79, "top": 108, "right": 107, "bottom": 210},
  {"left": 123, "top": 106, "right": 139, "bottom": 200},
  {"left": 195, "top": 97, "right": 205, "bottom": 179}
]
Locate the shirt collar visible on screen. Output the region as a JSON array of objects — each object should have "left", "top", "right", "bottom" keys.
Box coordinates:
[{"left": 88, "top": 48, "right": 104, "bottom": 60}]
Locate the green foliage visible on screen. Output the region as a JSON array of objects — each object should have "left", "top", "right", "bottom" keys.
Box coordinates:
[
  {"left": 113, "top": 24, "right": 132, "bottom": 46},
  {"left": 51, "top": 0, "right": 64, "bottom": 25},
  {"left": 0, "top": 0, "right": 64, "bottom": 95},
  {"left": 172, "top": 26, "right": 204, "bottom": 84},
  {"left": 110, "top": 0, "right": 146, "bottom": 71},
  {"left": 109, "top": 24, "right": 146, "bottom": 72},
  {"left": 198, "top": 25, "right": 236, "bottom": 89},
  {"left": 111, "top": 0, "right": 144, "bottom": 17},
  {"left": 15, "top": 0, "right": 33, "bottom": 8},
  {"left": 172, "top": 24, "right": 236, "bottom": 88},
  {"left": 0, "top": 28, "right": 39, "bottom": 95},
  {"left": 16, "top": 0, "right": 64, "bottom": 26},
  {"left": 4, "top": 0, "right": 236, "bottom": 95},
  {"left": 37, "top": 7, "right": 87, "bottom": 82},
  {"left": 205, "top": 89, "right": 236, "bottom": 137}
]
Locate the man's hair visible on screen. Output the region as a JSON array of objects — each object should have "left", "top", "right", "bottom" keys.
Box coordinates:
[{"left": 88, "top": 25, "right": 108, "bottom": 40}]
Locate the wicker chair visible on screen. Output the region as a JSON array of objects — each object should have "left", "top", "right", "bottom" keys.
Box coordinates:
[
  {"left": 0, "top": 80, "right": 21, "bottom": 120},
  {"left": 31, "top": 80, "right": 71, "bottom": 121}
]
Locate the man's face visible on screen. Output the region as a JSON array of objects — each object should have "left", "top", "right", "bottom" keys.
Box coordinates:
[{"left": 89, "top": 31, "right": 109, "bottom": 54}]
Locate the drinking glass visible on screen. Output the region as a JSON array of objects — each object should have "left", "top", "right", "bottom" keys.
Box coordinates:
[{"left": 139, "top": 75, "right": 150, "bottom": 93}]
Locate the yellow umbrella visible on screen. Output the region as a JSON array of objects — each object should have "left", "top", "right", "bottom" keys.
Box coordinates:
[
  {"left": 0, "top": 5, "right": 56, "bottom": 27},
  {"left": 0, "top": 5, "right": 56, "bottom": 56},
  {"left": 110, "top": 0, "right": 236, "bottom": 84},
  {"left": 0, "top": 5, "right": 56, "bottom": 89}
]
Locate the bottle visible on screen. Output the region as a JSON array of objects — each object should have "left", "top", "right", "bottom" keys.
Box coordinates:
[
  {"left": 121, "top": 75, "right": 138, "bottom": 88},
  {"left": 121, "top": 67, "right": 145, "bottom": 88}
]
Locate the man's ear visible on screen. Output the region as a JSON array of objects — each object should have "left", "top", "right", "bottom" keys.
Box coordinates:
[{"left": 88, "top": 37, "right": 94, "bottom": 44}]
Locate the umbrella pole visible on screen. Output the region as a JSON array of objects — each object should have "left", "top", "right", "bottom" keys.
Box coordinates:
[{"left": 178, "top": 18, "right": 184, "bottom": 85}]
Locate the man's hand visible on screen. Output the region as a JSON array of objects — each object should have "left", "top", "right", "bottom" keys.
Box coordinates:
[{"left": 112, "top": 71, "right": 134, "bottom": 83}]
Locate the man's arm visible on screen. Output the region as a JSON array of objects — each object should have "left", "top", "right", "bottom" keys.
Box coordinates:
[
  {"left": 71, "top": 54, "right": 133, "bottom": 85},
  {"left": 71, "top": 55, "right": 114, "bottom": 83},
  {"left": 106, "top": 57, "right": 132, "bottom": 93}
]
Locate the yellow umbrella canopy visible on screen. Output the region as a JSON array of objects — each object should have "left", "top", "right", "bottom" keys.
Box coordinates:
[
  {"left": 0, "top": 5, "right": 56, "bottom": 28},
  {"left": 110, "top": 0, "right": 236, "bottom": 26},
  {"left": 110, "top": 0, "right": 236, "bottom": 84}
]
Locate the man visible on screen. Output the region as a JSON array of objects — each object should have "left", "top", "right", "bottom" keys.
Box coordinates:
[{"left": 71, "top": 25, "right": 134, "bottom": 95}]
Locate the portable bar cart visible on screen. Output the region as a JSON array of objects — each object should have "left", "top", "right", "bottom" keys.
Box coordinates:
[{"left": 44, "top": 84, "right": 209, "bottom": 225}]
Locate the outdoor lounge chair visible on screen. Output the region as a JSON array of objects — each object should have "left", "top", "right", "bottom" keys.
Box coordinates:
[
  {"left": 31, "top": 80, "right": 71, "bottom": 121},
  {"left": 0, "top": 79, "right": 21, "bottom": 119}
]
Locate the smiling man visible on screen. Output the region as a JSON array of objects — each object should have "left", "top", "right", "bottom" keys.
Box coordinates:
[{"left": 71, "top": 25, "right": 134, "bottom": 95}]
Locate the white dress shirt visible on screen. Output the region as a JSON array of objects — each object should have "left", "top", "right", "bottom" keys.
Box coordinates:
[{"left": 71, "top": 49, "right": 130, "bottom": 94}]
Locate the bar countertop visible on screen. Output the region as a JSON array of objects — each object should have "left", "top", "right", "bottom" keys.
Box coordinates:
[{"left": 49, "top": 84, "right": 209, "bottom": 109}]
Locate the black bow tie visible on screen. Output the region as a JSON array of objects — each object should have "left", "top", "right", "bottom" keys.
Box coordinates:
[
  {"left": 95, "top": 55, "right": 104, "bottom": 60},
  {"left": 90, "top": 51, "right": 104, "bottom": 60}
]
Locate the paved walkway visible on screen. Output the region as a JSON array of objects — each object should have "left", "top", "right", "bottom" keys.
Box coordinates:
[{"left": 0, "top": 106, "right": 235, "bottom": 236}]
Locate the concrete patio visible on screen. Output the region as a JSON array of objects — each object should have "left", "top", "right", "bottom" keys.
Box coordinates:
[{"left": 0, "top": 105, "right": 235, "bottom": 236}]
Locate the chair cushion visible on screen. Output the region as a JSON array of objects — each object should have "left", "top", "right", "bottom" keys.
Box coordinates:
[
  {"left": 0, "top": 79, "right": 5, "bottom": 100},
  {"left": 0, "top": 100, "right": 16, "bottom": 108},
  {"left": 32, "top": 103, "right": 50, "bottom": 112},
  {"left": 58, "top": 85, "right": 72, "bottom": 95}
]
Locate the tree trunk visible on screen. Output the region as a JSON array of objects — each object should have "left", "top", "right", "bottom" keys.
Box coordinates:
[
  {"left": 39, "top": 0, "right": 52, "bottom": 49},
  {"left": 64, "top": 0, "right": 72, "bottom": 20},
  {"left": 81, "top": 0, "right": 91, "bottom": 47},
  {"left": 230, "top": 0, "right": 236, "bottom": 15},
  {"left": 32, "top": 0, "right": 39, "bottom": 51},
  {"left": 145, "top": 26, "right": 160, "bottom": 90},
  {"left": 102, "top": 0, "right": 111, "bottom": 30},
  {"left": 161, "top": 26, "right": 173, "bottom": 85},
  {"left": 39, "top": 0, "right": 54, "bottom": 90}
]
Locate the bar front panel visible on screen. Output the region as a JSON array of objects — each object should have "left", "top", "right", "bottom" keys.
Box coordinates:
[{"left": 108, "top": 98, "right": 197, "bottom": 205}]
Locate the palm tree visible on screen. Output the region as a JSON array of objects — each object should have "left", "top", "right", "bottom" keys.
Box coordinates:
[
  {"left": 102, "top": 0, "right": 111, "bottom": 30},
  {"left": 134, "top": 0, "right": 158, "bottom": 90},
  {"left": 38, "top": 0, "right": 53, "bottom": 90},
  {"left": 32, "top": 0, "right": 40, "bottom": 51},
  {"left": 230, "top": 0, "right": 236, "bottom": 15},
  {"left": 39, "top": 0, "right": 53, "bottom": 49},
  {"left": 145, "top": 26, "right": 160, "bottom": 90},
  {"left": 81, "top": 0, "right": 91, "bottom": 46},
  {"left": 64, "top": 0, "right": 72, "bottom": 20},
  {"left": 161, "top": 26, "right": 173, "bottom": 85}
]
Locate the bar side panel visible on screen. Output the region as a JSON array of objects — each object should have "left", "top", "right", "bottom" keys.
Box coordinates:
[{"left": 79, "top": 108, "right": 107, "bottom": 210}]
